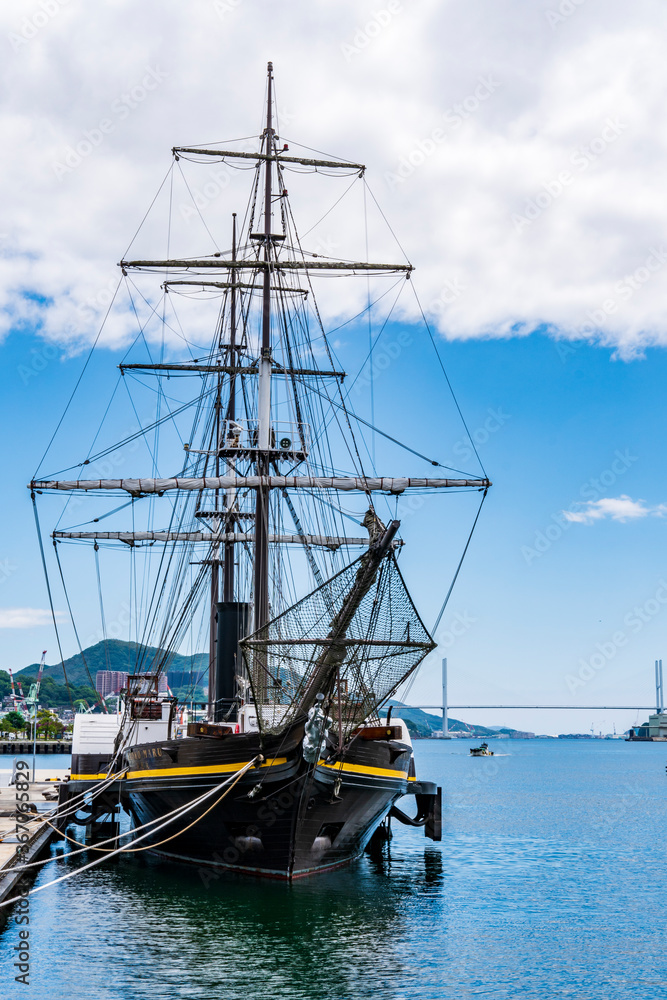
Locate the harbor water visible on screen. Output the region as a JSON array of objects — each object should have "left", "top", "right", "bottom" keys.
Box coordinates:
[{"left": 2, "top": 739, "right": 666, "bottom": 999}]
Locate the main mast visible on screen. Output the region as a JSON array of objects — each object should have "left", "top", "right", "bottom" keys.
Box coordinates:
[
  {"left": 254, "top": 60, "right": 275, "bottom": 634},
  {"left": 223, "top": 212, "right": 238, "bottom": 603}
]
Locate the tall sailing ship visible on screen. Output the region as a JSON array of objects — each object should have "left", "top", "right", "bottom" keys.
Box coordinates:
[{"left": 34, "top": 64, "right": 490, "bottom": 878}]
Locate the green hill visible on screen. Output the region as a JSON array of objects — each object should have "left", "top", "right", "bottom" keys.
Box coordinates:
[
  {"left": 14, "top": 639, "right": 208, "bottom": 689},
  {"left": 4, "top": 643, "right": 519, "bottom": 735}
]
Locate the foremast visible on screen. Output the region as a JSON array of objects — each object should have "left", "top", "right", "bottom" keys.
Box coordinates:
[{"left": 208, "top": 211, "right": 240, "bottom": 714}]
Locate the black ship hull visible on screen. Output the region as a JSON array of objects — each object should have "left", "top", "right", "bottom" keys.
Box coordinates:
[{"left": 114, "top": 728, "right": 428, "bottom": 879}]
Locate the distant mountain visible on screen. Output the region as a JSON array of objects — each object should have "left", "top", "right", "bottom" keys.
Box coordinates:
[
  {"left": 14, "top": 639, "right": 208, "bottom": 689},
  {"left": 385, "top": 700, "right": 521, "bottom": 738},
  {"left": 7, "top": 645, "right": 518, "bottom": 735}
]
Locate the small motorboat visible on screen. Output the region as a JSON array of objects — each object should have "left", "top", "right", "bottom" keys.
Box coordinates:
[{"left": 470, "top": 742, "right": 494, "bottom": 757}]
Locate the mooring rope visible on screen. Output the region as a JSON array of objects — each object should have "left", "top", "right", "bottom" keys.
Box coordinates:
[
  {"left": 0, "top": 757, "right": 261, "bottom": 900},
  {"left": 10, "top": 768, "right": 131, "bottom": 830}
]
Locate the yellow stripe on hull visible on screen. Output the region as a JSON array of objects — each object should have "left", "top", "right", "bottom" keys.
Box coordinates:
[
  {"left": 123, "top": 756, "right": 288, "bottom": 781},
  {"left": 71, "top": 758, "right": 414, "bottom": 783},
  {"left": 317, "top": 760, "right": 416, "bottom": 781},
  {"left": 70, "top": 773, "right": 116, "bottom": 781}
]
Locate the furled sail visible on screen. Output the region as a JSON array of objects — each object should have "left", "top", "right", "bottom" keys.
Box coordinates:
[{"left": 32, "top": 476, "right": 489, "bottom": 494}]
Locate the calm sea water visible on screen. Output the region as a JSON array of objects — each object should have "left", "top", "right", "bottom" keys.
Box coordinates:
[
  {"left": 0, "top": 754, "right": 71, "bottom": 785},
  {"left": 2, "top": 739, "right": 667, "bottom": 999}
]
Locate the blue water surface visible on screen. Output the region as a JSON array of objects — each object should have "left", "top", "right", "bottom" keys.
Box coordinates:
[
  {"left": 0, "top": 754, "right": 71, "bottom": 784},
  {"left": 1, "top": 739, "right": 666, "bottom": 999}
]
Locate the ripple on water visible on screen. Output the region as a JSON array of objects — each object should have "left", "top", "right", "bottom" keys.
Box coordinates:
[{"left": 2, "top": 740, "right": 667, "bottom": 999}]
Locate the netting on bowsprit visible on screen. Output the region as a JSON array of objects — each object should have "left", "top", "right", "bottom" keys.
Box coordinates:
[{"left": 241, "top": 554, "right": 435, "bottom": 736}]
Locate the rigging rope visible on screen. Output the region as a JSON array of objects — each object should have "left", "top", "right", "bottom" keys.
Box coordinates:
[
  {"left": 30, "top": 494, "right": 73, "bottom": 709},
  {"left": 53, "top": 541, "right": 106, "bottom": 711},
  {"left": 34, "top": 277, "right": 124, "bottom": 478},
  {"left": 291, "top": 375, "right": 479, "bottom": 477},
  {"left": 14, "top": 769, "right": 132, "bottom": 839},
  {"left": 122, "top": 161, "right": 175, "bottom": 259},
  {"left": 2, "top": 759, "right": 261, "bottom": 903},
  {"left": 409, "top": 282, "right": 488, "bottom": 479},
  {"left": 361, "top": 175, "right": 487, "bottom": 479},
  {"left": 42, "top": 384, "right": 219, "bottom": 479},
  {"left": 94, "top": 542, "right": 112, "bottom": 679},
  {"left": 362, "top": 181, "right": 375, "bottom": 465},
  {"left": 431, "top": 488, "right": 488, "bottom": 635},
  {"left": 398, "top": 487, "right": 488, "bottom": 707},
  {"left": 45, "top": 757, "right": 259, "bottom": 855},
  {"left": 176, "top": 159, "right": 221, "bottom": 251}
]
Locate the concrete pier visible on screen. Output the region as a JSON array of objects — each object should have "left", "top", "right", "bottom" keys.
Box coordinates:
[
  {"left": 0, "top": 774, "right": 63, "bottom": 925},
  {"left": 0, "top": 740, "right": 72, "bottom": 755}
]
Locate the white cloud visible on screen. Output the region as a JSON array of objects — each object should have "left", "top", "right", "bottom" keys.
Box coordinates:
[
  {"left": 563, "top": 495, "right": 667, "bottom": 524},
  {"left": 0, "top": 608, "right": 63, "bottom": 628},
  {"left": 2, "top": 0, "right": 667, "bottom": 354}
]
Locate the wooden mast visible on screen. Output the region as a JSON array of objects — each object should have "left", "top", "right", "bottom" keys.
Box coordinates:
[
  {"left": 223, "top": 212, "right": 238, "bottom": 603},
  {"left": 254, "top": 61, "right": 274, "bottom": 637},
  {"left": 207, "top": 273, "right": 224, "bottom": 715}
]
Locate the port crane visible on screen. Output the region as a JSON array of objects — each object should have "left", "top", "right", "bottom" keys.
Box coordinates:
[
  {"left": 7, "top": 668, "right": 28, "bottom": 715},
  {"left": 25, "top": 651, "right": 47, "bottom": 780}
]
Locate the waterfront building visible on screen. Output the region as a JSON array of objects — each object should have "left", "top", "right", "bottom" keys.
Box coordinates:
[
  {"left": 628, "top": 713, "right": 667, "bottom": 741},
  {"left": 95, "top": 671, "right": 128, "bottom": 699}
]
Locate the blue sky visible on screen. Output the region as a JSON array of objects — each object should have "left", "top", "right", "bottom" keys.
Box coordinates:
[
  {"left": 2, "top": 320, "right": 666, "bottom": 735},
  {"left": 2, "top": 0, "right": 667, "bottom": 735}
]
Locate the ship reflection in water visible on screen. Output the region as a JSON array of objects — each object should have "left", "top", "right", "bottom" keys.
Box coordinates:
[
  {"left": 4, "top": 740, "right": 667, "bottom": 1000},
  {"left": 29, "top": 839, "right": 445, "bottom": 1000}
]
